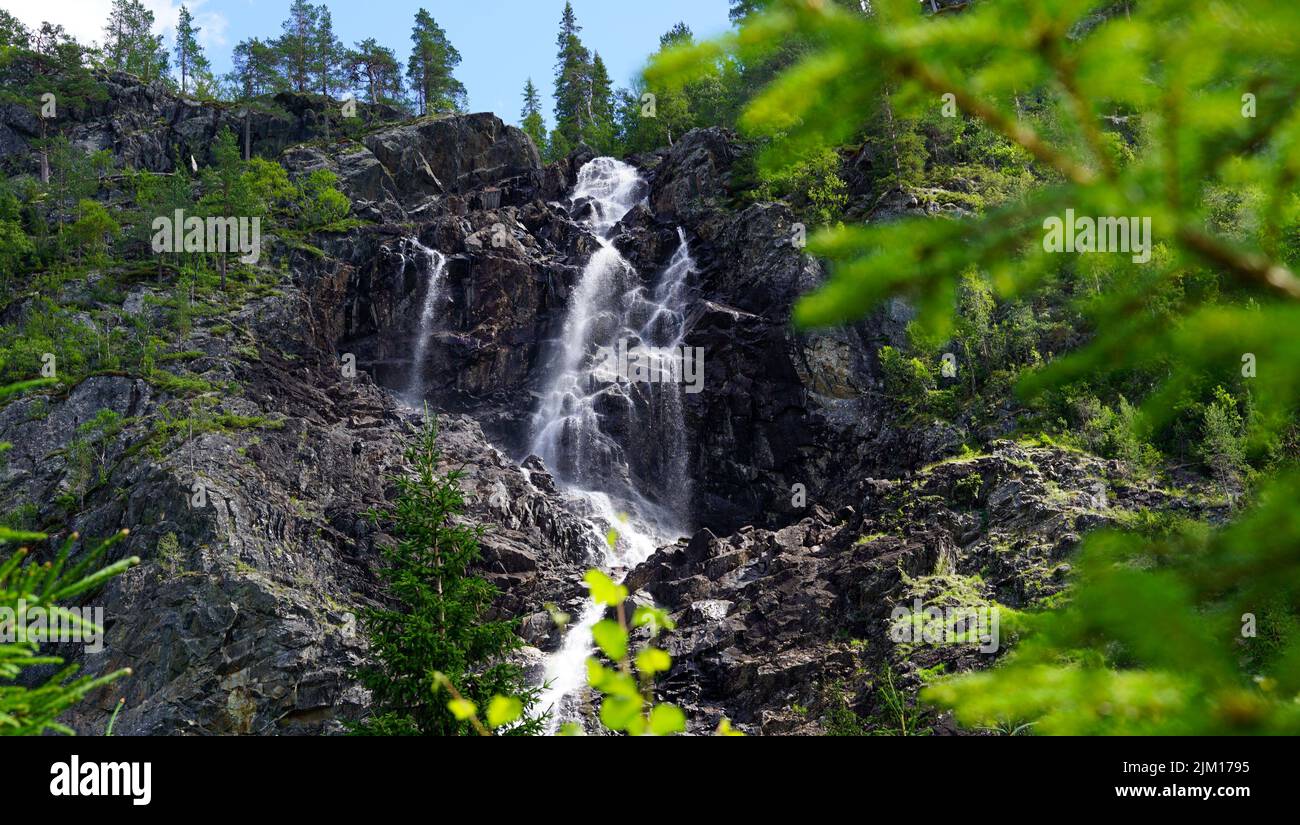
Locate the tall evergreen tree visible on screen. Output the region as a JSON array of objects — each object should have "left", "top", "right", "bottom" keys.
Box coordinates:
[
  {"left": 519, "top": 78, "right": 547, "bottom": 152},
  {"left": 198, "top": 128, "right": 258, "bottom": 290},
  {"left": 103, "top": 0, "right": 169, "bottom": 83},
  {"left": 586, "top": 52, "right": 616, "bottom": 152},
  {"left": 313, "top": 6, "right": 345, "bottom": 99},
  {"left": 352, "top": 417, "right": 541, "bottom": 736},
  {"left": 173, "top": 5, "right": 211, "bottom": 95},
  {"left": 552, "top": 2, "right": 591, "bottom": 151},
  {"left": 276, "top": 0, "right": 318, "bottom": 93},
  {"left": 406, "top": 9, "right": 465, "bottom": 116}
]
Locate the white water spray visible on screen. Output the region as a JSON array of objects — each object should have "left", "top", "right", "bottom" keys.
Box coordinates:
[
  {"left": 404, "top": 238, "right": 448, "bottom": 404},
  {"left": 532, "top": 158, "right": 697, "bottom": 732}
]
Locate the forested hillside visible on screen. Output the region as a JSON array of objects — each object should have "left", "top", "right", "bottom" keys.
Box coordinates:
[{"left": 1, "top": 0, "right": 1297, "bottom": 738}]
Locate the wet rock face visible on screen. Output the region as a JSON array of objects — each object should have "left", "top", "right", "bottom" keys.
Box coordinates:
[
  {"left": 363, "top": 113, "right": 543, "bottom": 207},
  {"left": 624, "top": 443, "right": 1223, "bottom": 735},
  {"left": 306, "top": 120, "right": 931, "bottom": 533},
  {"left": 615, "top": 129, "right": 921, "bottom": 532}
]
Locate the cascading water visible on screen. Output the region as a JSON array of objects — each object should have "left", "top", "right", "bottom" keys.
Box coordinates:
[
  {"left": 531, "top": 157, "right": 697, "bottom": 732},
  {"left": 403, "top": 238, "right": 448, "bottom": 404}
]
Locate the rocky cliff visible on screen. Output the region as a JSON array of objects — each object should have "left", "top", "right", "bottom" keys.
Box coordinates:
[{"left": 0, "top": 74, "right": 1215, "bottom": 734}]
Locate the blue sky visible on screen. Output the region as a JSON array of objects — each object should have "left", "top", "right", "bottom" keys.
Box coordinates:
[{"left": 5, "top": 0, "right": 734, "bottom": 126}]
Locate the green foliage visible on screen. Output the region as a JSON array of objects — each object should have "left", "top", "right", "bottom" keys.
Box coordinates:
[
  {"left": 0, "top": 10, "right": 30, "bottom": 50},
  {"left": 657, "top": 0, "right": 1300, "bottom": 734},
  {"left": 552, "top": 2, "right": 593, "bottom": 152},
  {"left": 173, "top": 5, "right": 212, "bottom": 95},
  {"left": 927, "top": 471, "right": 1300, "bottom": 734},
  {"left": 0, "top": 296, "right": 100, "bottom": 384},
  {"left": 67, "top": 199, "right": 120, "bottom": 264},
  {"left": 229, "top": 37, "right": 283, "bottom": 98},
  {"left": 519, "top": 77, "right": 547, "bottom": 151},
  {"left": 0, "top": 182, "right": 34, "bottom": 293},
  {"left": 352, "top": 416, "right": 541, "bottom": 736},
  {"left": 878, "top": 344, "right": 936, "bottom": 418},
  {"left": 1200, "top": 386, "right": 1249, "bottom": 502},
  {"left": 103, "top": 0, "right": 169, "bottom": 83},
  {"left": 294, "top": 169, "right": 350, "bottom": 230},
  {"left": 754, "top": 146, "right": 847, "bottom": 225},
  {"left": 348, "top": 38, "right": 404, "bottom": 106},
  {"left": 0, "top": 529, "right": 139, "bottom": 736},
  {"left": 58, "top": 408, "right": 125, "bottom": 513},
  {"left": 276, "top": 0, "right": 319, "bottom": 93},
  {"left": 544, "top": 4, "right": 619, "bottom": 157},
  {"left": 578, "top": 569, "right": 688, "bottom": 736},
  {"left": 875, "top": 665, "right": 924, "bottom": 736},
  {"left": 407, "top": 9, "right": 465, "bottom": 115}
]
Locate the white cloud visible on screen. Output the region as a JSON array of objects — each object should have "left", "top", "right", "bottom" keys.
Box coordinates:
[{"left": 6, "top": 0, "right": 227, "bottom": 49}]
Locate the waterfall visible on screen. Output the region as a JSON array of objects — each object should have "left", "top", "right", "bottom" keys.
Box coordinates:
[
  {"left": 531, "top": 157, "right": 697, "bottom": 732},
  {"left": 403, "top": 238, "right": 448, "bottom": 404}
]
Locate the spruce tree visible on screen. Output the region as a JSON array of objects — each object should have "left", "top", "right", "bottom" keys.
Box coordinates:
[
  {"left": 619, "top": 24, "right": 697, "bottom": 153},
  {"left": 198, "top": 128, "right": 257, "bottom": 290},
  {"left": 656, "top": 0, "right": 1300, "bottom": 736},
  {"left": 352, "top": 417, "right": 541, "bottom": 736},
  {"left": 552, "top": 2, "right": 591, "bottom": 150},
  {"left": 520, "top": 78, "right": 547, "bottom": 152},
  {"left": 586, "top": 53, "right": 616, "bottom": 152}
]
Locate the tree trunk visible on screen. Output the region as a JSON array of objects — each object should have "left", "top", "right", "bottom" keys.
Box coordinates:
[{"left": 39, "top": 120, "right": 49, "bottom": 184}]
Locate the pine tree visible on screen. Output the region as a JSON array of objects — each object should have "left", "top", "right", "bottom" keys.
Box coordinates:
[
  {"left": 230, "top": 38, "right": 282, "bottom": 98},
  {"left": 406, "top": 9, "right": 466, "bottom": 116},
  {"left": 352, "top": 417, "right": 541, "bottom": 736},
  {"left": 173, "top": 5, "right": 210, "bottom": 96},
  {"left": 276, "top": 0, "right": 318, "bottom": 94},
  {"left": 103, "top": 0, "right": 169, "bottom": 83},
  {"left": 348, "top": 39, "right": 404, "bottom": 106},
  {"left": 552, "top": 2, "right": 591, "bottom": 150},
  {"left": 519, "top": 78, "right": 547, "bottom": 152}
]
